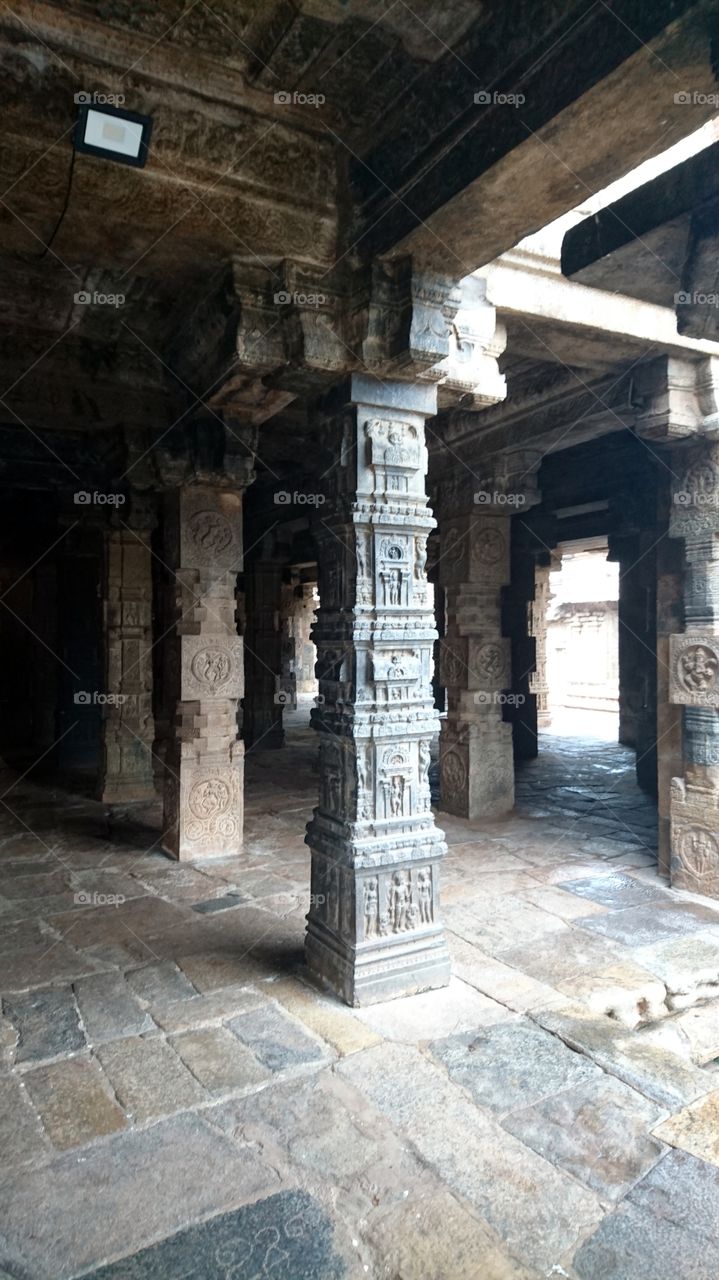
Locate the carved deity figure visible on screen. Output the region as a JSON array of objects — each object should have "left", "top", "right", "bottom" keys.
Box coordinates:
[
  {"left": 414, "top": 536, "right": 427, "bottom": 580},
  {"left": 417, "top": 868, "right": 433, "bottom": 924},
  {"left": 363, "top": 877, "right": 379, "bottom": 938},
  {"left": 389, "top": 774, "right": 405, "bottom": 817},
  {"left": 388, "top": 870, "right": 410, "bottom": 932},
  {"left": 388, "top": 569, "right": 401, "bottom": 605},
  {"left": 419, "top": 739, "right": 431, "bottom": 784},
  {"left": 679, "top": 645, "right": 719, "bottom": 693}
]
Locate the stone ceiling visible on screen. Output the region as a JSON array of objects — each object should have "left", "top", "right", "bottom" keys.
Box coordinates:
[{"left": 0, "top": 0, "right": 716, "bottom": 452}]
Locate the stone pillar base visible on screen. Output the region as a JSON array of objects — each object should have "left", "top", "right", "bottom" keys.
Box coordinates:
[
  {"left": 305, "top": 838, "right": 450, "bottom": 1006},
  {"left": 306, "top": 922, "right": 451, "bottom": 1006}
]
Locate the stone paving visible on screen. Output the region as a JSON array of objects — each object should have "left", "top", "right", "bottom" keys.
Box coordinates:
[{"left": 1, "top": 727, "right": 719, "bottom": 1279}]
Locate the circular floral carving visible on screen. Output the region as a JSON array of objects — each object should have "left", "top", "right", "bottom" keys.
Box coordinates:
[
  {"left": 191, "top": 647, "right": 232, "bottom": 688},
  {"left": 189, "top": 777, "right": 231, "bottom": 819},
  {"left": 442, "top": 750, "right": 467, "bottom": 796},
  {"left": 188, "top": 509, "right": 233, "bottom": 555},
  {"left": 677, "top": 644, "right": 719, "bottom": 693}
]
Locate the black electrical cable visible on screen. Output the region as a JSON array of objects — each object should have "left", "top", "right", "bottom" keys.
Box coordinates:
[{"left": 36, "top": 142, "right": 76, "bottom": 260}]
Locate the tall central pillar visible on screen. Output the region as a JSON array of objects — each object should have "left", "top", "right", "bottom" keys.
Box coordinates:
[
  {"left": 162, "top": 484, "right": 245, "bottom": 860},
  {"left": 305, "top": 375, "right": 450, "bottom": 1006}
]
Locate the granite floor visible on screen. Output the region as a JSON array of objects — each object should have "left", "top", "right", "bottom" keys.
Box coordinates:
[{"left": 1, "top": 724, "right": 719, "bottom": 1279}]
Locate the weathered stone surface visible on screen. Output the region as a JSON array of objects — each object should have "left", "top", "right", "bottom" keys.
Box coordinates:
[
  {"left": 367, "top": 1189, "right": 534, "bottom": 1280},
  {"left": 669, "top": 1003, "right": 719, "bottom": 1063},
  {"left": 0, "top": 1113, "right": 280, "bottom": 1279},
  {"left": 430, "top": 1019, "right": 599, "bottom": 1114},
  {"left": 74, "top": 974, "right": 154, "bottom": 1044},
  {"left": 356, "top": 976, "right": 510, "bottom": 1043},
  {"left": 3, "top": 987, "right": 84, "bottom": 1063},
  {"left": 444, "top": 898, "right": 565, "bottom": 954},
  {"left": 49, "top": 898, "right": 193, "bottom": 948},
  {"left": 0, "top": 1074, "right": 51, "bottom": 1168},
  {"left": 124, "top": 962, "right": 197, "bottom": 1008},
  {"left": 447, "top": 934, "right": 563, "bottom": 1013},
  {"left": 557, "top": 962, "right": 669, "bottom": 1029},
  {"left": 227, "top": 1004, "right": 328, "bottom": 1073},
  {"left": 503, "top": 1075, "right": 667, "bottom": 1199},
  {"left": 652, "top": 1091, "right": 719, "bottom": 1166},
  {"left": 498, "top": 927, "right": 625, "bottom": 986},
  {"left": 79, "top": 1192, "right": 346, "bottom": 1280},
  {"left": 578, "top": 900, "right": 719, "bottom": 948},
  {"left": 170, "top": 1027, "right": 269, "bottom": 1094},
  {"left": 149, "top": 984, "right": 265, "bottom": 1033},
  {"left": 632, "top": 935, "right": 719, "bottom": 1009},
  {"left": 574, "top": 1149, "right": 719, "bottom": 1279},
  {"left": 533, "top": 1004, "right": 711, "bottom": 1109},
  {"left": 338, "top": 1042, "right": 601, "bottom": 1272},
  {"left": 269, "top": 979, "right": 382, "bottom": 1057},
  {"left": 22, "top": 1056, "right": 126, "bottom": 1149},
  {"left": 213, "top": 1074, "right": 380, "bottom": 1183},
  {"left": 96, "top": 1036, "right": 207, "bottom": 1121},
  {"left": 559, "top": 872, "right": 667, "bottom": 909}
]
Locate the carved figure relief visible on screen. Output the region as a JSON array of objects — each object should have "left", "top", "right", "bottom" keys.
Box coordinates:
[
  {"left": 440, "top": 642, "right": 465, "bottom": 687},
  {"left": 189, "top": 777, "right": 230, "bottom": 819},
  {"left": 191, "top": 647, "right": 232, "bottom": 688},
  {"left": 188, "top": 510, "right": 233, "bottom": 556},
  {"left": 363, "top": 876, "right": 379, "bottom": 938},
  {"left": 416, "top": 868, "right": 433, "bottom": 923},
  {"left": 678, "top": 826, "right": 719, "bottom": 878},
  {"left": 678, "top": 645, "right": 718, "bottom": 693},
  {"left": 414, "top": 535, "right": 427, "bottom": 580},
  {"left": 471, "top": 526, "right": 505, "bottom": 568},
  {"left": 475, "top": 642, "right": 506, "bottom": 684},
  {"left": 388, "top": 870, "right": 410, "bottom": 931},
  {"left": 442, "top": 749, "right": 467, "bottom": 797}
]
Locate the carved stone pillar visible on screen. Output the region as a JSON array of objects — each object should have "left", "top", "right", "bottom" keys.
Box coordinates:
[
  {"left": 162, "top": 486, "right": 245, "bottom": 860},
  {"left": 608, "top": 532, "right": 658, "bottom": 794},
  {"left": 668, "top": 437, "right": 719, "bottom": 896},
  {"left": 305, "top": 374, "right": 450, "bottom": 1006},
  {"left": 99, "top": 499, "right": 156, "bottom": 803},
  {"left": 530, "top": 559, "right": 553, "bottom": 732},
  {"left": 438, "top": 507, "right": 514, "bottom": 819},
  {"left": 243, "top": 560, "right": 285, "bottom": 748}
]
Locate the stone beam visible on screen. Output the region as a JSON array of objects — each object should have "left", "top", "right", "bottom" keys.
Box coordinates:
[{"left": 356, "top": 1, "right": 718, "bottom": 272}]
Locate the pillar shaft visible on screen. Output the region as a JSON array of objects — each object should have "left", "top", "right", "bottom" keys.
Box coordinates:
[
  {"left": 162, "top": 485, "right": 244, "bottom": 860},
  {"left": 244, "top": 561, "right": 285, "bottom": 747},
  {"left": 668, "top": 440, "right": 719, "bottom": 895},
  {"left": 438, "top": 512, "right": 514, "bottom": 818},
  {"left": 305, "top": 375, "right": 450, "bottom": 1006},
  {"left": 99, "top": 513, "right": 156, "bottom": 803}
]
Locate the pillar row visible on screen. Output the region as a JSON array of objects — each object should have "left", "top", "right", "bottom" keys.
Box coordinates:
[
  {"left": 162, "top": 485, "right": 245, "bottom": 860},
  {"left": 305, "top": 374, "right": 450, "bottom": 1006}
]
